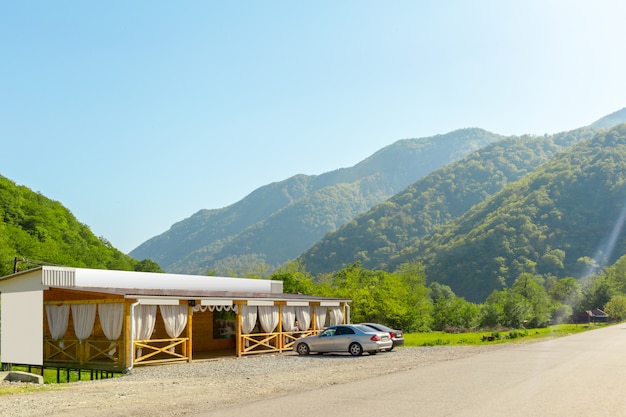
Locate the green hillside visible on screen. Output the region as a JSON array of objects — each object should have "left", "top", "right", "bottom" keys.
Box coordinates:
[
  {"left": 299, "top": 127, "right": 600, "bottom": 275},
  {"left": 396, "top": 124, "right": 626, "bottom": 302},
  {"left": 0, "top": 175, "right": 156, "bottom": 275},
  {"left": 131, "top": 128, "right": 504, "bottom": 274}
]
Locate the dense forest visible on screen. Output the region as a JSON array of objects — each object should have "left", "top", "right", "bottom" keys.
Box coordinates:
[
  {"left": 0, "top": 175, "right": 161, "bottom": 276},
  {"left": 299, "top": 127, "right": 600, "bottom": 276},
  {"left": 394, "top": 124, "right": 626, "bottom": 301}
]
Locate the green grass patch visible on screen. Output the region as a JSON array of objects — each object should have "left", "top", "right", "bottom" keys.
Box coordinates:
[
  {"left": 403, "top": 323, "right": 603, "bottom": 347},
  {"left": 5, "top": 366, "right": 122, "bottom": 384}
]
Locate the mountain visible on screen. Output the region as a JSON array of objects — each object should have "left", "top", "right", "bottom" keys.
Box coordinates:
[
  {"left": 591, "top": 107, "right": 626, "bottom": 128},
  {"left": 0, "top": 175, "right": 146, "bottom": 276},
  {"left": 392, "top": 124, "right": 626, "bottom": 302},
  {"left": 130, "top": 128, "right": 504, "bottom": 274},
  {"left": 298, "top": 127, "right": 601, "bottom": 276}
]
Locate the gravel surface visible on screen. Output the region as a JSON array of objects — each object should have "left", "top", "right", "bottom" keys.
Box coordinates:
[{"left": 0, "top": 345, "right": 509, "bottom": 417}]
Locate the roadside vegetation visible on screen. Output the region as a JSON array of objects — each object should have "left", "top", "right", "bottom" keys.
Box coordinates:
[
  {"left": 404, "top": 323, "right": 603, "bottom": 347},
  {"left": 271, "top": 258, "right": 626, "bottom": 335}
]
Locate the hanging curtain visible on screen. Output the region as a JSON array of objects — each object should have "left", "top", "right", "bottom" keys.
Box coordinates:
[
  {"left": 160, "top": 305, "right": 188, "bottom": 338},
  {"left": 98, "top": 303, "right": 124, "bottom": 355},
  {"left": 46, "top": 304, "right": 70, "bottom": 348},
  {"left": 281, "top": 306, "right": 296, "bottom": 332},
  {"left": 329, "top": 306, "right": 344, "bottom": 325},
  {"left": 71, "top": 304, "right": 97, "bottom": 342},
  {"left": 258, "top": 306, "right": 279, "bottom": 333},
  {"left": 315, "top": 306, "right": 327, "bottom": 330},
  {"left": 192, "top": 305, "right": 208, "bottom": 313},
  {"left": 241, "top": 305, "right": 257, "bottom": 334},
  {"left": 98, "top": 303, "right": 124, "bottom": 341},
  {"left": 159, "top": 304, "right": 188, "bottom": 353},
  {"left": 133, "top": 305, "right": 157, "bottom": 340},
  {"left": 133, "top": 305, "right": 157, "bottom": 357},
  {"left": 296, "top": 306, "right": 311, "bottom": 331}
]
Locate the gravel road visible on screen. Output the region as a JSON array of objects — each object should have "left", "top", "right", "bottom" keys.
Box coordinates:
[{"left": 0, "top": 345, "right": 508, "bottom": 417}]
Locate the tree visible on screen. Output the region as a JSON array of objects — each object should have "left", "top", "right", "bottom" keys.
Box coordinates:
[
  {"left": 431, "top": 296, "right": 480, "bottom": 331},
  {"left": 270, "top": 260, "right": 315, "bottom": 295},
  {"left": 604, "top": 295, "right": 626, "bottom": 321},
  {"left": 134, "top": 259, "right": 163, "bottom": 273},
  {"left": 510, "top": 273, "right": 552, "bottom": 327}
]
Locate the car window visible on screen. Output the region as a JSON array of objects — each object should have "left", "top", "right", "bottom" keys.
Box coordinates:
[
  {"left": 354, "top": 324, "right": 375, "bottom": 332},
  {"left": 320, "top": 328, "right": 336, "bottom": 337}
]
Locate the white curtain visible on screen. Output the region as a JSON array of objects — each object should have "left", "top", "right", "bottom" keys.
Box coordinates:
[
  {"left": 241, "top": 305, "right": 257, "bottom": 334},
  {"left": 296, "top": 306, "right": 311, "bottom": 331},
  {"left": 133, "top": 305, "right": 157, "bottom": 340},
  {"left": 160, "top": 305, "right": 188, "bottom": 338},
  {"left": 258, "top": 306, "right": 279, "bottom": 333},
  {"left": 98, "top": 303, "right": 124, "bottom": 355},
  {"left": 133, "top": 305, "right": 157, "bottom": 357},
  {"left": 329, "top": 306, "right": 344, "bottom": 325},
  {"left": 192, "top": 304, "right": 236, "bottom": 313},
  {"left": 98, "top": 303, "right": 124, "bottom": 341},
  {"left": 46, "top": 304, "right": 70, "bottom": 348},
  {"left": 315, "top": 306, "right": 327, "bottom": 330},
  {"left": 71, "top": 304, "right": 97, "bottom": 342},
  {"left": 281, "top": 306, "right": 296, "bottom": 332},
  {"left": 160, "top": 305, "right": 188, "bottom": 353}
]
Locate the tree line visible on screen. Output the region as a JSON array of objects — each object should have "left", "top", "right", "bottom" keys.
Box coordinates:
[{"left": 266, "top": 258, "right": 626, "bottom": 332}]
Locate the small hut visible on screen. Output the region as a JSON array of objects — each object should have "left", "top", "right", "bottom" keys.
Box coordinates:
[{"left": 0, "top": 266, "right": 350, "bottom": 373}]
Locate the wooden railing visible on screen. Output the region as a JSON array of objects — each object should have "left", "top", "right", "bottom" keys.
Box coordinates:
[
  {"left": 133, "top": 338, "right": 189, "bottom": 365},
  {"left": 239, "top": 329, "right": 321, "bottom": 356},
  {"left": 44, "top": 338, "right": 125, "bottom": 370}
]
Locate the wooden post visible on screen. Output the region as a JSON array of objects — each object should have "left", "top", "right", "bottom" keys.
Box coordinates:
[
  {"left": 235, "top": 302, "right": 242, "bottom": 357},
  {"left": 278, "top": 304, "right": 283, "bottom": 350},
  {"left": 124, "top": 301, "right": 132, "bottom": 369},
  {"left": 186, "top": 303, "right": 193, "bottom": 362}
]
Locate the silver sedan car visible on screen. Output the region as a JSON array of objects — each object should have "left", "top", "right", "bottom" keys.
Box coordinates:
[{"left": 293, "top": 324, "right": 393, "bottom": 356}]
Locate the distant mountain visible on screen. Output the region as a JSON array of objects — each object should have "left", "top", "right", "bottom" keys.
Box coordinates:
[
  {"left": 298, "top": 127, "right": 601, "bottom": 276},
  {"left": 0, "top": 175, "right": 146, "bottom": 276},
  {"left": 393, "top": 124, "right": 626, "bottom": 301},
  {"left": 130, "top": 128, "right": 504, "bottom": 274},
  {"left": 591, "top": 107, "right": 626, "bottom": 128}
]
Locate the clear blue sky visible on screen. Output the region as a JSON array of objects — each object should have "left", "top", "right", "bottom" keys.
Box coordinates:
[{"left": 2, "top": 1, "right": 625, "bottom": 254}]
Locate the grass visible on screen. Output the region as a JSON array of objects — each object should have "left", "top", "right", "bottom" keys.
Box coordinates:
[
  {"left": 403, "top": 323, "right": 604, "bottom": 347},
  {"left": 0, "top": 367, "right": 122, "bottom": 395}
]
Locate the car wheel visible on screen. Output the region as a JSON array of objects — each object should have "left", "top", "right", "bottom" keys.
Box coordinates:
[
  {"left": 296, "top": 343, "right": 310, "bottom": 355},
  {"left": 388, "top": 345, "right": 394, "bottom": 351},
  {"left": 349, "top": 342, "right": 363, "bottom": 356}
]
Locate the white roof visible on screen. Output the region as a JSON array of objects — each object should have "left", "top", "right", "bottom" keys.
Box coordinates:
[{"left": 0, "top": 266, "right": 283, "bottom": 294}]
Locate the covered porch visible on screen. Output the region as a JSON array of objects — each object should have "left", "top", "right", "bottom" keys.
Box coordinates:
[{"left": 0, "top": 266, "right": 350, "bottom": 374}]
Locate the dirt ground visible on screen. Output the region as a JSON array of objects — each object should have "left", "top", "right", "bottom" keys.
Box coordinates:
[{"left": 0, "top": 345, "right": 506, "bottom": 417}]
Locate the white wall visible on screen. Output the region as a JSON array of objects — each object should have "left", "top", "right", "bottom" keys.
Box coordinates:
[{"left": 1, "top": 290, "right": 43, "bottom": 366}]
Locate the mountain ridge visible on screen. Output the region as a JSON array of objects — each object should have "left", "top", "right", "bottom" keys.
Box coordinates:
[{"left": 130, "top": 128, "right": 504, "bottom": 274}]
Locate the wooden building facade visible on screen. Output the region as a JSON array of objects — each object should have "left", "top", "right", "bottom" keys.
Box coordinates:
[{"left": 0, "top": 266, "right": 350, "bottom": 373}]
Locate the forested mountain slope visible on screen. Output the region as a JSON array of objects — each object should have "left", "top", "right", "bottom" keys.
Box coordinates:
[
  {"left": 299, "top": 127, "right": 600, "bottom": 275},
  {"left": 131, "top": 128, "right": 504, "bottom": 274},
  {"left": 394, "top": 124, "right": 626, "bottom": 302},
  {"left": 0, "top": 175, "right": 144, "bottom": 275}
]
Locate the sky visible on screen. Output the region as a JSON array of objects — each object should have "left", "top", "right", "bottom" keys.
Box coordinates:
[{"left": 2, "top": 1, "right": 626, "bottom": 254}]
